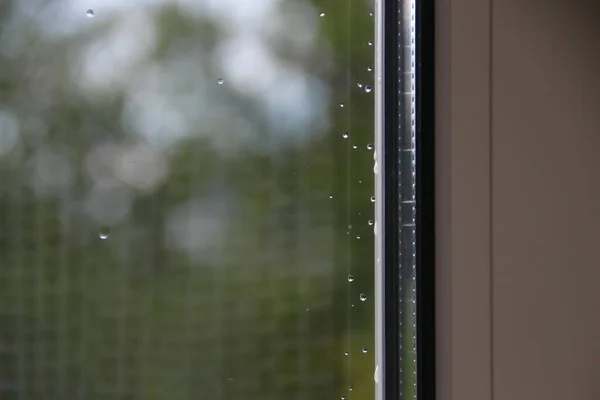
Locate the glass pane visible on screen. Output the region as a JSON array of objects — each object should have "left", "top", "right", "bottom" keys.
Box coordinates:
[
  {"left": 399, "top": 0, "right": 417, "bottom": 396},
  {"left": 0, "top": 1, "right": 375, "bottom": 399}
]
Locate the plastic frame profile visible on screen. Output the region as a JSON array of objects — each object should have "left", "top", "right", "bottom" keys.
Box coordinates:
[{"left": 374, "top": 0, "right": 435, "bottom": 399}]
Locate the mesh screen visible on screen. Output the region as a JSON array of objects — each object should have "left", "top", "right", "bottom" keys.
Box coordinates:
[{"left": 0, "top": 0, "right": 375, "bottom": 399}]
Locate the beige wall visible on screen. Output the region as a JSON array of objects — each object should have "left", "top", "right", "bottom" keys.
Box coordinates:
[{"left": 436, "top": 1, "right": 600, "bottom": 399}]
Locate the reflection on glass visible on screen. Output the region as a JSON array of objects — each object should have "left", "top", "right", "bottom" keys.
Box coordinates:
[
  {"left": 400, "top": 1, "right": 417, "bottom": 398},
  {"left": 0, "top": 0, "right": 374, "bottom": 399}
]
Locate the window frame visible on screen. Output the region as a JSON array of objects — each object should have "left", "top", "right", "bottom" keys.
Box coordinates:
[{"left": 375, "top": 0, "right": 435, "bottom": 399}]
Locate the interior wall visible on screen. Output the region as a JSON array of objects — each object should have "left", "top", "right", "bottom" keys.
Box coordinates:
[
  {"left": 436, "top": 1, "right": 600, "bottom": 399},
  {"left": 435, "top": 0, "right": 492, "bottom": 399},
  {"left": 492, "top": 1, "right": 600, "bottom": 399}
]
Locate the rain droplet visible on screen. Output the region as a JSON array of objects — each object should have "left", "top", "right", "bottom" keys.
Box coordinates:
[
  {"left": 349, "top": 387, "right": 353, "bottom": 392},
  {"left": 342, "top": 133, "right": 349, "bottom": 139},
  {"left": 374, "top": 365, "right": 380, "bottom": 383},
  {"left": 373, "top": 161, "right": 379, "bottom": 175},
  {"left": 368, "top": 41, "right": 373, "bottom": 46},
  {"left": 370, "top": 196, "right": 376, "bottom": 203},
  {"left": 353, "top": 144, "right": 358, "bottom": 149},
  {"left": 340, "top": 103, "right": 345, "bottom": 108},
  {"left": 305, "top": 308, "right": 310, "bottom": 312},
  {"left": 368, "top": 220, "right": 374, "bottom": 226},
  {"left": 356, "top": 235, "right": 361, "bottom": 239},
  {"left": 98, "top": 227, "right": 110, "bottom": 240},
  {"left": 367, "top": 66, "right": 373, "bottom": 72},
  {"left": 357, "top": 82, "right": 363, "bottom": 88},
  {"left": 365, "top": 86, "right": 373, "bottom": 93},
  {"left": 329, "top": 195, "right": 334, "bottom": 199},
  {"left": 369, "top": 11, "right": 374, "bottom": 16},
  {"left": 362, "top": 347, "right": 368, "bottom": 354},
  {"left": 367, "top": 143, "right": 373, "bottom": 150},
  {"left": 360, "top": 293, "right": 367, "bottom": 302},
  {"left": 344, "top": 350, "right": 349, "bottom": 356},
  {"left": 320, "top": 12, "right": 326, "bottom": 17},
  {"left": 348, "top": 274, "right": 355, "bottom": 282},
  {"left": 217, "top": 78, "right": 224, "bottom": 85},
  {"left": 341, "top": 397, "right": 346, "bottom": 400},
  {"left": 86, "top": 9, "right": 95, "bottom": 18}
]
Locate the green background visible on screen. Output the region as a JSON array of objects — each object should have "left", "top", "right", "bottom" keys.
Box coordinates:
[{"left": 0, "top": 0, "right": 402, "bottom": 399}]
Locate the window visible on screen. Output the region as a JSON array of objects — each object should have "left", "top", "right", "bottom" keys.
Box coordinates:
[{"left": 0, "top": 0, "right": 433, "bottom": 399}]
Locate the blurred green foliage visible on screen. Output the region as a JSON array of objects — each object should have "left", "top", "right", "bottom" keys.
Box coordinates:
[{"left": 0, "top": 0, "right": 382, "bottom": 399}]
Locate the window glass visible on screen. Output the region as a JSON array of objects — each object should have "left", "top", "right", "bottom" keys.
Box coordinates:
[{"left": 0, "top": 0, "right": 375, "bottom": 399}]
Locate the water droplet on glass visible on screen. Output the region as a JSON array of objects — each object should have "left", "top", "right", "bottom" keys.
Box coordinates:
[
  {"left": 365, "top": 86, "right": 373, "bottom": 93},
  {"left": 374, "top": 365, "right": 380, "bottom": 383},
  {"left": 368, "top": 220, "right": 374, "bottom": 226},
  {"left": 370, "top": 196, "right": 376, "bottom": 203},
  {"left": 370, "top": 11, "right": 374, "bottom": 16},
  {"left": 344, "top": 350, "right": 349, "bottom": 356},
  {"left": 342, "top": 133, "right": 349, "bottom": 139},
  {"left": 357, "top": 82, "right": 363, "bottom": 88},
  {"left": 356, "top": 235, "right": 361, "bottom": 239},
  {"left": 341, "top": 397, "right": 346, "bottom": 400},
  {"left": 368, "top": 41, "right": 373, "bottom": 46},
  {"left": 340, "top": 103, "right": 345, "bottom": 108},
  {"left": 320, "top": 12, "right": 326, "bottom": 17},
  {"left": 360, "top": 293, "right": 367, "bottom": 302},
  {"left": 373, "top": 161, "right": 379, "bottom": 175},
  {"left": 98, "top": 227, "right": 110, "bottom": 240},
  {"left": 217, "top": 78, "right": 224, "bottom": 85},
  {"left": 329, "top": 195, "right": 334, "bottom": 199},
  {"left": 362, "top": 347, "right": 368, "bottom": 354},
  {"left": 367, "top": 143, "right": 373, "bottom": 150},
  {"left": 305, "top": 308, "right": 310, "bottom": 312},
  {"left": 353, "top": 144, "right": 358, "bottom": 149},
  {"left": 348, "top": 274, "right": 355, "bottom": 282},
  {"left": 349, "top": 387, "right": 353, "bottom": 392},
  {"left": 86, "top": 9, "right": 95, "bottom": 18}
]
